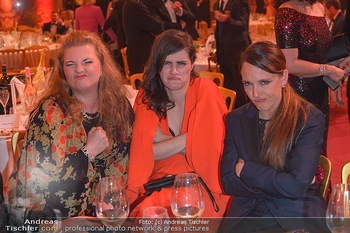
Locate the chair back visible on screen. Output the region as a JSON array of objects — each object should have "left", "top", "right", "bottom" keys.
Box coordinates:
[
  {"left": 198, "top": 71, "right": 224, "bottom": 87},
  {"left": 319, "top": 155, "right": 332, "bottom": 200},
  {"left": 207, "top": 54, "right": 219, "bottom": 72},
  {"left": 130, "top": 73, "right": 144, "bottom": 90},
  {"left": 218, "top": 86, "right": 236, "bottom": 112},
  {"left": 11, "top": 130, "right": 26, "bottom": 170},
  {"left": 120, "top": 47, "right": 130, "bottom": 80},
  {"left": 341, "top": 161, "right": 350, "bottom": 184},
  {"left": 24, "top": 45, "right": 50, "bottom": 69},
  {"left": 0, "top": 49, "right": 25, "bottom": 74}
]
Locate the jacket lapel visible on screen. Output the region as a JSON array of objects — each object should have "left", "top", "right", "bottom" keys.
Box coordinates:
[
  {"left": 240, "top": 104, "right": 260, "bottom": 163},
  {"left": 158, "top": 0, "right": 172, "bottom": 22}
]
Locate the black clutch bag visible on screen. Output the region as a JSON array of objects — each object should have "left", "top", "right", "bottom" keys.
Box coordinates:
[
  {"left": 143, "top": 175, "right": 176, "bottom": 196},
  {"left": 327, "top": 33, "right": 350, "bottom": 63},
  {"left": 323, "top": 34, "right": 350, "bottom": 90}
]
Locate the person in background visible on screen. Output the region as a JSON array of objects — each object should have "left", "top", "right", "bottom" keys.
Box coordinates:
[
  {"left": 214, "top": 0, "right": 251, "bottom": 108},
  {"left": 184, "top": 0, "right": 200, "bottom": 39},
  {"left": 4, "top": 31, "right": 134, "bottom": 221},
  {"left": 122, "top": 0, "right": 164, "bottom": 75},
  {"left": 104, "top": 0, "right": 125, "bottom": 69},
  {"left": 95, "top": 0, "right": 111, "bottom": 18},
  {"left": 59, "top": 9, "right": 67, "bottom": 22},
  {"left": 221, "top": 41, "right": 327, "bottom": 232},
  {"left": 105, "top": 0, "right": 125, "bottom": 49},
  {"left": 42, "top": 10, "right": 67, "bottom": 35},
  {"left": 64, "top": 9, "right": 75, "bottom": 34},
  {"left": 127, "top": 30, "right": 229, "bottom": 226},
  {"left": 142, "top": 0, "right": 196, "bottom": 39},
  {"left": 274, "top": 0, "right": 350, "bottom": 156},
  {"left": 324, "top": 0, "right": 345, "bottom": 36},
  {"left": 75, "top": 0, "right": 105, "bottom": 35},
  {"left": 196, "top": 0, "right": 211, "bottom": 28}
]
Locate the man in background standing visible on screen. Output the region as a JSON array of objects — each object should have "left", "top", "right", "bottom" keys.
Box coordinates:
[
  {"left": 214, "top": 0, "right": 251, "bottom": 108},
  {"left": 143, "top": 0, "right": 196, "bottom": 38},
  {"left": 325, "top": 0, "right": 345, "bottom": 36},
  {"left": 123, "top": 0, "right": 164, "bottom": 75}
]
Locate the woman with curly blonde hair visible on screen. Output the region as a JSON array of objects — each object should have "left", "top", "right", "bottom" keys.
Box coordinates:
[{"left": 5, "top": 31, "right": 134, "bottom": 220}]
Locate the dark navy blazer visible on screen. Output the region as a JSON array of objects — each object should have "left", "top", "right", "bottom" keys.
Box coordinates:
[{"left": 221, "top": 103, "right": 327, "bottom": 221}]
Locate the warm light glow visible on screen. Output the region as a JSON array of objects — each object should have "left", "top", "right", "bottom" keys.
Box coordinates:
[
  {"left": 36, "top": 0, "right": 54, "bottom": 27},
  {"left": 1, "top": 0, "right": 13, "bottom": 12}
]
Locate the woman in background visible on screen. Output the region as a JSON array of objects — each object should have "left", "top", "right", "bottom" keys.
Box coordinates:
[
  {"left": 75, "top": 0, "right": 105, "bottom": 35},
  {"left": 274, "top": 0, "right": 350, "bottom": 156}
]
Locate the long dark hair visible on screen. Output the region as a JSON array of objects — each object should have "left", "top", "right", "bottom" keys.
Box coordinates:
[
  {"left": 240, "top": 41, "right": 310, "bottom": 170},
  {"left": 141, "top": 29, "right": 197, "bottom": 120}
]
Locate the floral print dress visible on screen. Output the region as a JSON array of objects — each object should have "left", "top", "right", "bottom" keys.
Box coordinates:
[{"left": 4, "top": 97, "right": 132, "bottom": 218}]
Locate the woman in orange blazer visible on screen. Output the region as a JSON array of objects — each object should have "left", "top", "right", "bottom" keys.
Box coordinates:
[{"left": 126, "top": 30, "right": 229, "bottom": 224}]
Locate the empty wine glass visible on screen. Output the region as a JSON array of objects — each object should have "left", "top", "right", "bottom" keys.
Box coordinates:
[
  {"left": 142, "top": 206, "right": 170, "bottom": 233},
  {"left": 326, "top": 183, "right": 350, "bottom": 233},
  {"left": 171, "top": 173, "right": 204, "bottom": 232},
  {"left": 96, "top": 177, "right": 129, "bottom": 230},
  {"left": 0, "top": 88, "right": 10, "bottom": 115}
]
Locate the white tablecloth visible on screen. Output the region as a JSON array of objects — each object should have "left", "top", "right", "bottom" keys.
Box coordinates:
[
  {"left": 0, "top": 137, "right": 10, "bottom": 173},
  {"left": 194, "top": 51, "right": 217, "bottom": 72},
  {"left": 0, "top": 137, "right": 12, "bottom": 185},
  {"left": 249, "top": 19, "right": 276, "bottom": 43}
]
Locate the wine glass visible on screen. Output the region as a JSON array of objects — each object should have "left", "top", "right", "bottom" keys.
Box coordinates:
[
  {"left": 96, "top": 177, "right": 129, "bottom": 230},
  {"left": 326, "top": 183, "right": 350, "bottom": 233},
  {"left": 171, "top": 173, "right": 204, "bottom": 232},
  {"left": 0, "top": 88, "right": 10, "bottom": 115},
  {"left": 142, "top": 206, "right": 170, "bottom": 233}
]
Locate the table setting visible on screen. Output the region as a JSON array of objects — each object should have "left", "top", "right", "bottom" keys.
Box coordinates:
[{"left": 326, "top": 183, "right": 350, "bottom": 232}]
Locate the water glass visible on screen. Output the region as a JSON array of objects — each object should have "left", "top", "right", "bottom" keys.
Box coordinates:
[
  {"left": 326, "top": 183, "right": 350, "bottom": 233},
  {"left": 96, "top": 177, "right": 129, "bottom": 230},
  {"left": 142, "top": 206, "right": 170, "bottom": 233}
]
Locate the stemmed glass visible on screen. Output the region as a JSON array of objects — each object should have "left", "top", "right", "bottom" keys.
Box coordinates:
[
  {"left": 326, "top": 183, "right": 350, "bottom": 233},
  {"left": 96, "top": 177, "right": 129, "bottom": 229},
  {"left": 142, "top": 206, "right": 170, "bottom": 233},
  {"left": 0, "top": 88, "right": 9, "bottom": 115},
  {"left": 171, "top": 173, "right": 204, "bottom": 232}
]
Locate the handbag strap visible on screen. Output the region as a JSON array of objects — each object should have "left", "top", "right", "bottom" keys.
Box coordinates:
[
  {"left": 189, "top": 172, "right": 219, "bottom": 213},
  {"left": 198, "top": 176, "right": 220, "bottom": 212}
]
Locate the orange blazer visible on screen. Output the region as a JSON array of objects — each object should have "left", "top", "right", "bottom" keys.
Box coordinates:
[{"left": 127, "top": 78, "right": 229, "bottom": 217}]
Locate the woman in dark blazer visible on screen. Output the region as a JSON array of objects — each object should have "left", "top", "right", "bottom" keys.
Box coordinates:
[{"left": 221, "top": 41, "right": 327, "bottom": 232}]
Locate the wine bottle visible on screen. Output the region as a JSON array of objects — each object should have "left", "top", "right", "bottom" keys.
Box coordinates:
[
  {"left": 32, "top": 49, "right": 47, "bottom": 83},
  {"left": 0, "top": 65, "right": 12, "bottom": 114},
  {"left": 23, "top": 67, "right": 37, "bottom": 112},
  {"left": 1, "top": 65, "right": 10, "bottom": 87}
]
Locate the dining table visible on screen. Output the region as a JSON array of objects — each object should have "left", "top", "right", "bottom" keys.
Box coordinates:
[
  {"left": 249, "top": 17, "right": 276, "bottom": 43},
  {"left": 194, "top": 49, "right": 218, "bottom": 72},
  {"left": 0, "top": 136, "right": 12, "bottom": 186},
  {"left": 0, "top": 113, "right": 24, "bottom": 186},
  {"left": 0, "top": 31, "right": 60, "bottom": 62}
]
